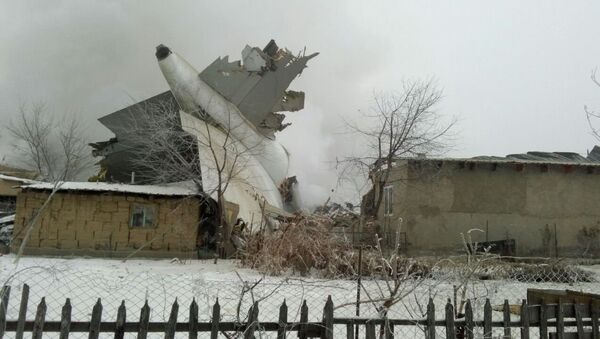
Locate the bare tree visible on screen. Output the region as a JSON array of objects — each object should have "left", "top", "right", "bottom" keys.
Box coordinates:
[
  {"left": 7, "top": 102, "right": 93, "bottom": 263},
  {"left": 585, "top": 70, "right": 600, "bottom": 141},
  {"left": 8, "top": 102, "right": 93, "bottom": 181},
  {"left": 338, "top": 78, "right": 455, "bottom": 214},
  {"left": 124, "top": 99, "right": 264, "bottom": 260}
]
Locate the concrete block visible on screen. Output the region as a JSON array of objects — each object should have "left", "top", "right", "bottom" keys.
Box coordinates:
[
  {"left": 39, "top": 239, "right": 58, "bottom": 248},
  {"left": 100, "top": 201, "right": 118, "bottom": 213},
  {"left": 93, "top": 212, "right": 112, "bottom": 222},
  {"left": 86, "top": 221, "right": 102, "bottom": 231},
  {"left": 57, "top": 239, "right": 79, "bottom": 249}
]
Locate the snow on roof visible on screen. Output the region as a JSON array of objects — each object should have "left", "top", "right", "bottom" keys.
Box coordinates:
[
  {"left": 0, "top": 174, "right": 37, "bottom": 184},
  {"left": 21, "top": 181, "right": 200, "bottom": 197}
]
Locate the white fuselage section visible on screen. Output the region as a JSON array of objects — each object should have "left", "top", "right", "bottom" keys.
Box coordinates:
[{"left": 157, "top": 51, "right": 289, "bottom": 187}]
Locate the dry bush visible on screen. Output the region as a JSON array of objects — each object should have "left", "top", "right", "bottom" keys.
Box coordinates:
[
  {"left": 240, "top": 215, "right": 357, "bottom": 278},
  {"left": 240, "top": 214, "right": 433, "bottom": 279}
]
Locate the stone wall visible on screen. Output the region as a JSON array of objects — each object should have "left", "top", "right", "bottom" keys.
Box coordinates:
[
  {"left": 11, "top": 189, "right": 200, "bottom": 258},
  {"left": 375, "top": 159, "right": 600, "bottom": 257}
]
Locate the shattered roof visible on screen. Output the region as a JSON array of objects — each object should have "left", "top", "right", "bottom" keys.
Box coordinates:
[
  {"left": 21, "top": 181, "right": 200, "bottom": 197},
  {"left": 472, "top": 145, "right": 600, "bottom": 165},
  {"left": 406, "top": 146, "right": 600, "bottom": 166}
]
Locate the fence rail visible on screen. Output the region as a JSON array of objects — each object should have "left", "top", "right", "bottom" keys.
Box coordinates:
[{"left": 0, "top": 284, "right": 599, "bottom": 338}]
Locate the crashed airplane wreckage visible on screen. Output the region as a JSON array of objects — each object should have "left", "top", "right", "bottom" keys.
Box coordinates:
[{"left": 91, "top": 40, "right": 318, "bottom": 232}]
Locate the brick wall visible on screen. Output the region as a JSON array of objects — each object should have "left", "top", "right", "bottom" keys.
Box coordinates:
[{"left": 11, "top": 190, "right": 201, "bottom": 257}]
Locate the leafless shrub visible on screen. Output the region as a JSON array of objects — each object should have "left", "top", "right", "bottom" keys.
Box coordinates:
[
  {"left": 240, "top": 215, "right": 357, "bottom": 278},
  {"left": 240, "top": 214, "right": 435, "bottom": 281}
]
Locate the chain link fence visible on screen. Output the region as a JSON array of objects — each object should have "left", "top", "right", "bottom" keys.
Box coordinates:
[{"left": 0, "top": 256, "right": 598, "bottom": 338}]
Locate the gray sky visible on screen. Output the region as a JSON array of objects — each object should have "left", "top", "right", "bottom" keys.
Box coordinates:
[{"left": 1, "top": 1, "right": 600, "bottom": 205}]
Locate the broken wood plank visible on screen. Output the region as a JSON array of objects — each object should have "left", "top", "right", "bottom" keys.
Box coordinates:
[
  {"left": 32, "top": 298, "right": 46, "bottom": 339},
  {"left": 138, "top": 301, "right": 150, "bottom": 339},
  {"left": 88, "top": 298, "right": 102, "bottom": 339},
  {"left": 59, "top": 299, "right": 71, "bottom": 339},
  {"left": 15, "top": 284, "right": 28, "bottom": 339},
  {"left": 210, "top": 299, "right": 220, "bottom": 339},
  {"left": 278, "top": 300, "right": 287, "bottom": 339},
  {"left": 445, "top": 300, "right": 455, "bottom": 339},
  {"left": 114, "top": 301, "right": 125, "bottom": 339},
  {"left": 164, "top": 299, "right": 178, "bottom": 339},
  {"left": 188, "top": 298, "right": 198, "bottom": 339}
]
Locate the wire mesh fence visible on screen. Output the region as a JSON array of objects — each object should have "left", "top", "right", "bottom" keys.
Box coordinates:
[{"left": 0, "top": 256, "right": 598, "bottom": 338}]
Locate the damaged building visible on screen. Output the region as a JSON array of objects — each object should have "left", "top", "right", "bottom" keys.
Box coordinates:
[
  {"left": 90, "top": 40, "right": 317, "bottom": 249},
  {"left": 366, "top": 146, "right": 600, "bottom": 257}
]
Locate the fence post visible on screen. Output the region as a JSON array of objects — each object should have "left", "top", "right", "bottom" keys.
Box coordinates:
[
  {"left": 464, "top": 300, "right": 473, "bottom": 339},
  {"left": 165, "top": 299, "right": 178, "bottom": 339},
  {"left": 32, "top": 297, "right": 46, "bottom": 339},
  {"left": 520, "top": 299, "right": 530, "bottom": 339},
  {"left": 59, "top": 298, "right": 71, "bottom": 339},
  {"left": 426, "top": 298, "right": 436, "bottom": 339},
  {"left": 365, "top": 321, "right": 376, "bottom": 339},
  {"left": 115, "top": 300, "right": 126, "bottom": 339},
  {"left": 556, "top": 300, "right": 564, "bottom": 339},
  {"left": 355, "top": 247, "right": 362, "bottom": 339},
  {"left": 322, "top": 296, "right": 333, "bottom": 339},
  {"left": 483, "top": 299, "right": 492, "bottom": 339},
  {"left": 299, "top": 300, "right": 308, "bottom": 339},
  {"left": 278, "top": 300, "right": 287, "bottom": 339},
  {"left": 445, "top": 299, "right": 455, "bottom": 339},
  {"left": 244, "top": 301, "right": 259, "bottom": 339},
  {"left": 539, "top": 300, "right": 548, "bottom": 339},
  {"left": 575, "top": 303, "right": 584, "bottom": 338},
  {"left": 210, "top": 299, "right": 220, "bottom": 339},
  {"left": 503, "top": 300, "right": 511, "bottom": 339},
  {"left": 89, "top": 298, "right": 102, "bottom": 339},
  {"left": 15, "top": 284, "right": 28, "bottom": 339},
  {"left": 0, "top": 285, "right": 10, "bottom": 339},
  {"left": 138, "top": 301, "right": 150, "bottom": 339},
  {"left": 189, "top": 298, "right": 198, "bottom": 339},
  {"left": 592, "top": 301, "right": 599, "bottom": 339}
]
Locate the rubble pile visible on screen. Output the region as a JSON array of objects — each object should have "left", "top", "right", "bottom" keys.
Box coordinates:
[
  {"left": 313, "top": 202, "right": 360, "bottom": 230},
  {"left": 240, "top": 214, "right": 358, "bottom": 278}
]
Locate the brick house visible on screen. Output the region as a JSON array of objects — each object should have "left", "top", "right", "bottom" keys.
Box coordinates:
[{"left": 11, "top": 181, "right": 206, "bottom": 258}]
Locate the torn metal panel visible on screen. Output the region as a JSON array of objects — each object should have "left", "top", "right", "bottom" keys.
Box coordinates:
[
  {"left": 199, "top": 40, "right": 318, "bottom": 138},
  {"left": 272, "top": 90, "right": 305, "bottom": 113}
]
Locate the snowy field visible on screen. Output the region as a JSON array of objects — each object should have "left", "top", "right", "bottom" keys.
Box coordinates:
[{"left": 0, "top": 255, "right": 599, "bottom": 338}]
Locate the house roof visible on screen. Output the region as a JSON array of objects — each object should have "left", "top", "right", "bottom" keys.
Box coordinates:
[
  {"left": 21, "top": 181, "right": 201, "bottom": 197},
  {"left": 401, "top": 146, "right": 600, "bottom": 167},
  {"left": 0, "top": 174, "right": 38, "bottom": 184}
]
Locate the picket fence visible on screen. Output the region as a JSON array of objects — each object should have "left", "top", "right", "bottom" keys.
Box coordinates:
[{"left": 0, "top": 284, "right": 598, "bottom": 338}]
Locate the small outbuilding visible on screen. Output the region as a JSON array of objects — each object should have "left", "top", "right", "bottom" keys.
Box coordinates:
[{"left": 11, "top": 181, "right": 206, "bottom": 258}]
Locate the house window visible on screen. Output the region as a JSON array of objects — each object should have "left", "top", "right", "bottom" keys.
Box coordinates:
[
  {"left": 383, "top": 185, "right": 393, "bottom": 216},
  {"left": 129, "top": 204, "right": 157, "bottom": 228}
]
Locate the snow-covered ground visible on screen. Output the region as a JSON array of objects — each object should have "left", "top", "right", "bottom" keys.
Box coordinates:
[{"left": 0, "top": 255, "right": 599, "bottom": 338}]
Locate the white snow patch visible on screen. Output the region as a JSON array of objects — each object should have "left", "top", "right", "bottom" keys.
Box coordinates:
[{"left": 21, "top": 181, "right": 200, "bottom": 196}]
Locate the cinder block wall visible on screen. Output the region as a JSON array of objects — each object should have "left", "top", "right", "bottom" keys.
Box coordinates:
[{"left": 11, "top": 190, "right": 200, "bottom": 257}]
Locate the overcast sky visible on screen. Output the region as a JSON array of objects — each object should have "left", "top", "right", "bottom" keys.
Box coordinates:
[{"left": 1, "top": 1, "right": 600, "bottom": 205}]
